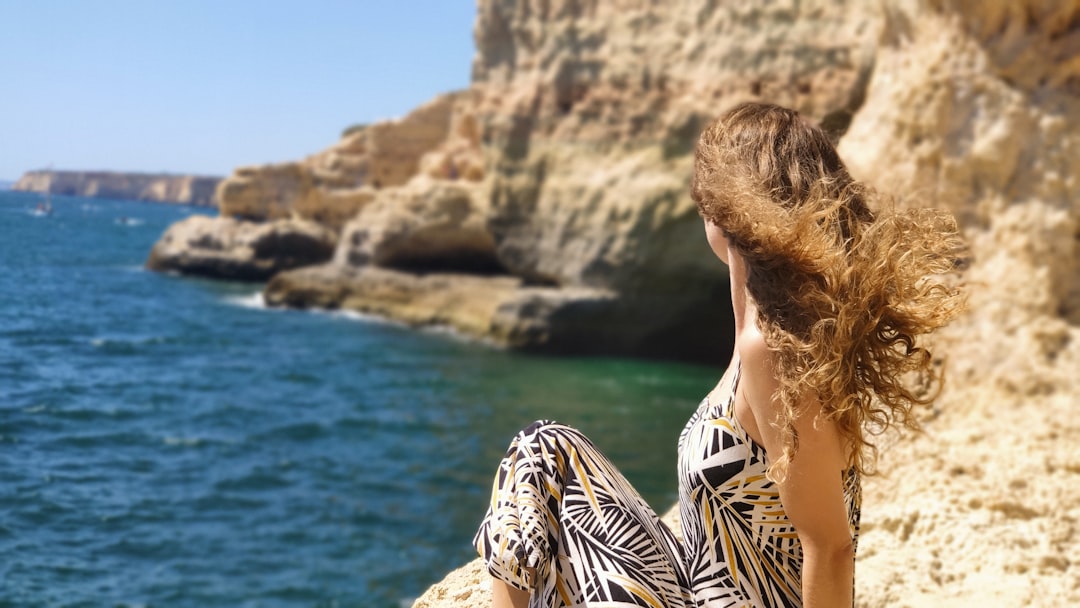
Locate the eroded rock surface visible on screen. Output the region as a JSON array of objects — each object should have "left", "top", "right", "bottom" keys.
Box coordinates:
[
  {"left": 146, "top": 215, "right": 336, "bottom": 281},
  {"left": 334, "top": 178, "right": 500, "bottom": 274},
  {"left": 216, "top": 93, "right": 465, "bottom": 229},
  {"left": 840, "top": 0, "right": 1080, "bottom": 397},
  {"left": 203, "top": 0, "right": 878, "bottom": 359}
]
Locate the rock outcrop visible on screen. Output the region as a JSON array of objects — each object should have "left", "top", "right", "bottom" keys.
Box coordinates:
[
  {"left": 146, "top": 215, "right": 336, "bottom": 281},
  {"left": 839, "top": 0, "right": 1080, "bottom": 396},
  {"left": 182, "top": 0, "right": 882, "bottom": 359},
  {"left": 14, "top": 170, "right": 221, "bottom": 207},
  {"left": 216, "top": 93, "right": 468, "bottom": 230}
]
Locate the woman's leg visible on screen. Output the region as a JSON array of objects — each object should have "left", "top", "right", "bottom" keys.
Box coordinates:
[{"left": 474, "top": 421, "right": 691, "bottom": 608}]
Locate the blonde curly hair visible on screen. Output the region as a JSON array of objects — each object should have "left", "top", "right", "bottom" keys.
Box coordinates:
[{"left": 691, "top": 102, "right": 966, "bottom": 479}]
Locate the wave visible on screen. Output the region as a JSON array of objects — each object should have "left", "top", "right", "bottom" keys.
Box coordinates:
[
  {"left": 221, "top": 291, "right": 418, "bottom": 331},
  {"left": 221, "top": 291, "right": 267, "bottom": 309},
  {"left": 89, "top": 335, "right": 171, "bottom": 349}
]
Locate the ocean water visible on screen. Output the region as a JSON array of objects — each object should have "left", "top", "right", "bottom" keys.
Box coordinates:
[{"left": 0, "top": 191, "right": 723, "bottom": 607}]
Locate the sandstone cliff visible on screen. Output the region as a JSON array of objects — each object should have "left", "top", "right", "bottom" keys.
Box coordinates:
[
  {"left": 164, "top": 0, "right": 882, "bottom": 359},
  {"left": 15, "top": 170, "right": 221, "bottom": 207}
]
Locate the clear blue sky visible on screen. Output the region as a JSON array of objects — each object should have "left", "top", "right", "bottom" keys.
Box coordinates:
[{"left": 0, "top": 1, "right": 477, "bottom": 180}]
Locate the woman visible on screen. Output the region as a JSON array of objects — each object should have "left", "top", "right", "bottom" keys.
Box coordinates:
[{"left": 474, "top": 102, "right": 966, "bottom": 608}]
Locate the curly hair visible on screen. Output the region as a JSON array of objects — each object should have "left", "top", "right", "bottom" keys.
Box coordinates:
[{"left": 691, "top": 102, "right": 966, "bottom": 480}]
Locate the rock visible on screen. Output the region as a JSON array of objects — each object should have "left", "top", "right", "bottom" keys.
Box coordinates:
[
  {"left": 417, "top": 93, "right": 487, "bottom": 182},
  {"left": 146, "top": 215, "right": 336, "bottom": 281},
  {"left": 334, "top": 178, "right": 501, "bottom": 274},
  {"left": 216, "top": 93, "right": 465, "bottom": 227},
  {"left": 262, "top": 264, "right": 610, "bottom": 353},
  {"left": 13, "top": 170, "right": 221, "bottom": 206},
  {"left": 410, "top": 560, "right": 491, "bottom": 608},
  {"left": 473, "top": 0, "right": 881, "bottom": 291},
  {"left": 265, "top": 265, "right": 526, "bottom": 339},
  {"left": 246, "top": 0, "right": 876, "bottom": 361},
  {"left": 216, "top": 163, "right": 317, "bottom": 223},
  {"left": 265, "top": 262, "right": 732, "bottom": 358},
  {"left": 837, "top": 0, "right": 1080, "bottom": 396}
]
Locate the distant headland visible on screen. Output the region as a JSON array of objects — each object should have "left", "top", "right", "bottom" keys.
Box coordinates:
[{"left": 13, "top": 170, "right": 222, "bottom": 207}]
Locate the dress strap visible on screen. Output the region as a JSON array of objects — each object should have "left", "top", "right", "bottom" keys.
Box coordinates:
[{"left": 725, "top": 360, "right": 742, "bottom": 415}]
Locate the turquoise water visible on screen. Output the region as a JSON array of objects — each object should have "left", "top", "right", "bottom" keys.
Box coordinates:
[{"left": 0, "top": 191, "right": 724, "bottom": 607}]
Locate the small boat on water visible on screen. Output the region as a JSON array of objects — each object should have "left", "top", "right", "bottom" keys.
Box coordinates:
[{"left": 31, "top": 199, "right": 53, "bottom": 217}]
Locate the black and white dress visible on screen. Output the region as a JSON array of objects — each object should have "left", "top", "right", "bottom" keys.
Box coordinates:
[{"left": 474, "top": 364, "right": 862, "bottom": 607}]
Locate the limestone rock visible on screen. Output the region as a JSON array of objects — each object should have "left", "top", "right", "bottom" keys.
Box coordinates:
[
  {"left": 216, "top": 93, "right": 464, "bottom": 228},
  {"left": 146, "top": 215, "right": 336, "bottom": 281},
  {"left": 263, "top": 264, "right": 636, "bottom": 355},
  {"left": 838, "top": 0, "right": 1080, "bottom": 396},
  {"left": 418, "top": 93, "right": 486, "bottom": 182},
  {"left": 335, "top": 178, "right": 500, "bottom": 274},
  {"left": 208, "top": 0, "right": 884, "bottom": 360},
  {"left": 410, "top": 560, "right": 491, "bottom": 608},
  {"left": 216, "top": 163, "right": 317, "bottom": 223},
  {"left": 473, "top": 0, "right": 881, "bottom": 290}
]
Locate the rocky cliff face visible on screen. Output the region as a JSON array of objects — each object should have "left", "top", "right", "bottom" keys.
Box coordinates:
[
  {"left": 164, "top": 0, "right": 883, "bottom": 359},
  {"left": 14, "top": 171, "right": 221, "bottom": 207}
]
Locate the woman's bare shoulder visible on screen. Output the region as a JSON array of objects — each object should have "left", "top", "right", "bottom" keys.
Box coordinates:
[
  {"left": 735, "top": 327, "right": 783, "bottom": 413},
  {"left": 735, "top": 325, "right": 774, "bottom": 374}
]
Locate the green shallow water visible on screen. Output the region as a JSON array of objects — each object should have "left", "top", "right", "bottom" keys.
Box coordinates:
[{"left": 0, "top": 190, "right": 728, "bottom": 607}]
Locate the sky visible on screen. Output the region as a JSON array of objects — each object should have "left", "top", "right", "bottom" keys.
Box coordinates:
[{"left": 0, "top": 1, "right": 478, "bottom": 181}]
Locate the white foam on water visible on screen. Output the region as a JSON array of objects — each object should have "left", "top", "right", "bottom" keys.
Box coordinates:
[
  {"left": 220, "top": 292, "right": 501, "bottom": 349},
  {"left": 327, "top": 309, "right": 501, "bottom": 348},
  {"left": 222, "top": 291, "right": 268, "bottom": 310},
  {"left": 89, "top": 335, "right": 168, "bottom": 348}
]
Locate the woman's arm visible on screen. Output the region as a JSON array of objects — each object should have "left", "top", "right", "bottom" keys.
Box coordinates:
[
  {"left": 492, "top": 577, "right": 531, "bottom": 608},
  {"left": 739, "top": 336, "right": 855, "bottom": 608}
]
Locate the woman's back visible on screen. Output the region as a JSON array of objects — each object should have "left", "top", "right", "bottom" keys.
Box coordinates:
[{"left": 679, "top": 358, "right": 861, "bottom": 607}]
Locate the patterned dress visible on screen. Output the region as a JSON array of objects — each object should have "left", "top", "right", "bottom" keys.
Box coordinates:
[{"left": 474, "top": 364, "right": 861, "bottom": 607}]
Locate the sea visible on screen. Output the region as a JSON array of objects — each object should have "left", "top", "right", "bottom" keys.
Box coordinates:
[{"left": 0, "top": 191, "right": 723, "bottom": 607}]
